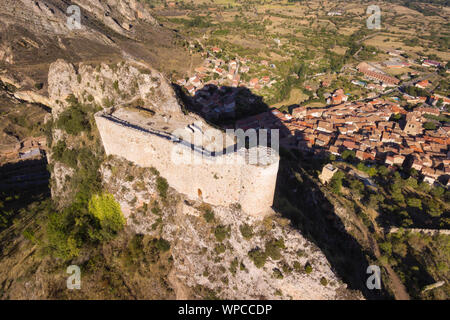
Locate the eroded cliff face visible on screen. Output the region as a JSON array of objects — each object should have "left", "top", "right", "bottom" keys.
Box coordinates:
[
  {"left": 48, "top": 59, "right": 181, "bottom": 116},
  {"left": 73, "top": 0, "right": 158, "bottom": 36},
  {"left": 1, "top": 0, "right": 156, "bottom": 42},
  {"left": 0, "top": 0, "right": 190, "bottom": 94},
  {"left": 101, "top": 156, "right": 361, "bottom": 300}
]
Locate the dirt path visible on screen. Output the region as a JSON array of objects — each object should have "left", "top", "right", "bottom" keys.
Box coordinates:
[
  {"left": 323, "top": 182, "right": 410, "bottom": 300},
  {"left": 372, "top": 241, "right": 410, "bottom": 300}
]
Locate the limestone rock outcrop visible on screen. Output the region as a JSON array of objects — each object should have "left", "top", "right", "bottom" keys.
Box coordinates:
[
  {"left": 100, "top": 156, "right": 362, "bottom": 300},
  {"left": 48, "top": 59, "right": 181, "bottom": 117}
]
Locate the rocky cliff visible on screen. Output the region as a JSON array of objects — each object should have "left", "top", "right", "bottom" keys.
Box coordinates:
[
  {"left": 48, "top": 59, "right": 181, "bottom": 116},
  {"left": 38, "top": 58, "right": 363, "bottom": 299},
  {"left": 100, "top": 156, "right": 360, "bottom": 300},
  {"left": 0, "top": 0, "right": 191, "bottom": 95}
]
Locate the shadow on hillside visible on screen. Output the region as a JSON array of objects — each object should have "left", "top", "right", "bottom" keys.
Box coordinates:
[
  {"left": 173, "top": 83, "right": 391, "bottom": 299},
  {"left": 0, "top": 157, "right": 50, "bottom": 233},
  {"left": 0, "top": 157, "right": 50, "bottom": 194},
  {"left": 172, "top": 84, "right": 269, "bottom": 127}
]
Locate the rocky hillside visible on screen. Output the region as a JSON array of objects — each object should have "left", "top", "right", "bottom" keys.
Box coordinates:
[
  {"left": 46, "top": 58, "right": 192, "bottom": 205},
  {"left": 0, "top": 55, "right": 363, "bottom": 299},
  {"left": 101, "top": 157, "right": 359, "bottom": 300},
  {"left": 0, "top": 0, "right": 192, "bottom": 96},
  {"left": 0, "top": 154, "right": 361, "bottom": 300},
  {"left": 0, "top": 0, "right": 362, "bottom": 300}
]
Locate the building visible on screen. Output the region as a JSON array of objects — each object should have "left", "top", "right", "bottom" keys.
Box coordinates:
[
  {"left": 319, "top": 164, "right": 338, "bottom": 184},
  {"left": 95, "top": 109, "right": 280, "bottom": 217},
  {"left": 404, "top": 121, "right": 423, "bottom": 136},
  {"left": 422, "top": 60, "right": 441, "bottom": 68},
  {"left": 357, "top": 62, "right": 400, "bottom": 86},
  {"left": 415, "top": 80, "right": 430, "bottom": 89}
]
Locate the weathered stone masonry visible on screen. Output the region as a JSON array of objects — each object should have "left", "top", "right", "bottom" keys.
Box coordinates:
[{"left": 95, "top": 112, "right": 280, "bottom": 216}]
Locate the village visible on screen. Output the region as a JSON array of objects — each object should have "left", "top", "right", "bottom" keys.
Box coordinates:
[
  {"left": 174, "top": 44, "right": 449, "bottom": 188},
  {"left": 236, "top": 93, "right": 449, "bottom": 187},
  {"left": 175, "top": 45, "right": 284, "bottom": 120}
]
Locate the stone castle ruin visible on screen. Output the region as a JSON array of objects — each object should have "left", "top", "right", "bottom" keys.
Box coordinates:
[
  {"left": 95, "top": 107, "right": 280, "bottom": 216},
  {"left": 46, "top": 58, "right": 279, "bottom": 216}
]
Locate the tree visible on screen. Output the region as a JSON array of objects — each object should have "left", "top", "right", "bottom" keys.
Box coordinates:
[
  {"left": 426, "top": 199, "right": 443, "bottom": 217},
  {"left": 405, "top": 177, "right": 418, "bottom": 188},
  {"left": 248, "top": 248, "right": 267, "bottom": 268},
  {"left": 88, "top": 193, "right": 125, "bottom": 237},
  {"left": 377, "top": 165, "right": 389, "bottom": 177},
  {"left": 423, "top": 122, "right": 437, "bottom": 130},
  {"left": 407, "top": 198, "right": 422, "bottom": 210},
  {"left": 57, "top": 97, "right": 90, "bottom": 135},
  {"left": 342, "top": 149, "right": 355, "bottom": 160},
  {"left": 431, "top": 186, "right": 444, "bottom": 198},
  {"left": 349, "top": 179, "right": 365, "bottom": 196},
  {"left": 368, "top": 193, "right": 384, "bottom": 209},
  {"left": 330, "top": 171, "right": 345, "bottom": 194}
]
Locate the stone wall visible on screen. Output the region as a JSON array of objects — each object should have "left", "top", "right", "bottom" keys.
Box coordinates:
[
  {"left": 95, "top": 112, "right": 280, "bottom": 217},
  {"left": 388, "top": 227, "right": 450, "bottom": 236}
]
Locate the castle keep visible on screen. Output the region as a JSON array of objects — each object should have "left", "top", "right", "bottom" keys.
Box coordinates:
[{"left": 95, "top": 107, "right": 280, "bottom": 216}]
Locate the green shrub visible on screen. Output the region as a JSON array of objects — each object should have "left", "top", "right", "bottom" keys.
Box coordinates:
[
  {"left": 273, "top": 268, "right": 284, "bottom": 279},
  {"left": 156, "top": 177, "right": 169, "bottom": 198},
  {"left": 214, "top": 225, "right": 230, "bottom": 242},
  {"left": 305, "top": 263, "right": 313, "bottom": 274},
  {"left": 88, "top": 193, "right": 125, "bottom": 236},
  {"left": 113, "top": 80, "right": 120, "bottom": 93},
  {"left": 248, "top": 248, "right": 267, "bottom": 268},
  {"left": 320, "top": 277, "right": 328, "bottom": 286},
  {"left": 239, "top": 223, "right": 254, "bottom": 240},
  {"left": 265, "top": 238, "right": 285, "bottom": 261},
  {"left": 293, "top": 261, "right": 302, "bottom": 272},
  {"left": 151, "top": 204, "right": 161, "bottom": 215},
  {"left": 203, "top": 209, "right": 215, "bottom": 223},
  {"left": 214, "top": 243, "right": 226, "bottom": 254},
  {"left": 156, "top": 238, "right": 171, "bottom": 252},
  {"left": 423, "top": 122, "right": 437, "bottom": 130},
  {"left": 150, "top": 167, "right": 160, "bottom": 176},
  {"left": 229, "top": 258, "right": 238, "bottom": 275},
  {"left": 52, "top": 140, "right": 78, "bottom": 168},
  {"left": 102, "top": 97, "right": 115, "bottom": 108},
  {"left": 57, "top": 101, "right": 90, "bottom": 135}
]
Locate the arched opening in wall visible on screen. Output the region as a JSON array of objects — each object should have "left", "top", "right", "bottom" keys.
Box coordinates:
[{"left": 198, "top": 189, "right": 203, "bottom": 199}]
